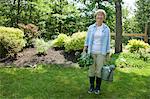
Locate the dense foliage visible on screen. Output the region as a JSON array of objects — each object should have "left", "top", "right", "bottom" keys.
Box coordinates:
[
  {"left": 107, "top": 52, "right": 150, "bottom": 68},
  {"left": 0, "top": 0, "right": 115, "bottom": 40},
  {"left": 0, "top": 26, "right": 26, "bottom": 57},
  {"left": 18, "top": 23, "right": 40, "bottom": 47},
  {"left": 135, "top": 0, "right": 150, "bottom": 32},
  {"left": 121, "top": 0, "right": 150, "bottom": 34},
  {"left": 123, "top": 17, "right": 142, "bottom": 34}
]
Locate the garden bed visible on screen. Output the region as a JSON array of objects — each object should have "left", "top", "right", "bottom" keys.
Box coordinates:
[{"left": 0, "top": 48, "right": 81, "bottom": 67}]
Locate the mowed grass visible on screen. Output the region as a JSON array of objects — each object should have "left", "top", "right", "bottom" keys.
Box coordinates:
[{"left": 0, "top": 64, "right": 150, "bottom": 99}]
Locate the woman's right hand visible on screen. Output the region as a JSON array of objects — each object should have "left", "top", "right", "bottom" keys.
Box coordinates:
[{"left": 83, "top": 46, "right": 88, "bottom": 53}]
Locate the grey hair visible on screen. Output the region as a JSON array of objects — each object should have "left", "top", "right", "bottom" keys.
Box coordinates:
[{"left": 94, "top": 9, "right": 107, "bottom": 19}]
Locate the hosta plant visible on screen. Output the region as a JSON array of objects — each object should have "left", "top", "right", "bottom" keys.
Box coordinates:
[
  {"left": 77, "top": 52, "right": 94, "bottom": 67},
  {"left": 126, "top": 39, "right": 149, "bottom": 53}
]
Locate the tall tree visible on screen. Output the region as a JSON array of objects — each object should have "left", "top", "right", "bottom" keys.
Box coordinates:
[
  {"left": 115, "top": 0, "right": 122, "bottom": 53},
  {"left": 135, "top": 0, "right": 150, "bottom": 33},
  {"left": 0, "top": 0, "right": 116, "bottom": 40},
  {"left": 75, "top": 0, "right": 115, "bottom": 31},
  {"left": 17, "top": 0, "right": 21, "bottom": 25}
]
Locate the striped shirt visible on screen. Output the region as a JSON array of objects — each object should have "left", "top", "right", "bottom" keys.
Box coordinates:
[{"left": 84, "top": 23, "right": 110, "bottom": 55}]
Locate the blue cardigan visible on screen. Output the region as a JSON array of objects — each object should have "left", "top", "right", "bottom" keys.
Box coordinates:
[{"left": 84, "top": 23, "right": 110, "bottom": 55}]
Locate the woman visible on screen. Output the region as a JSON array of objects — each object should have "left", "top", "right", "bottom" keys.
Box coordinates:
[{"left": 83, "top": 9, "right": 110, "bottom": 94}]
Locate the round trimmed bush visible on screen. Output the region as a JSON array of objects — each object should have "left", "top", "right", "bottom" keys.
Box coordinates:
[
  {"left": 52, "top": 34, "right": 68, "bottom": 47},
  {"left": 64, "top": 31, "right": 86, "bottom": 52},
  {"left": 0, "top": 26, "right": 26, "bottom": 57}
]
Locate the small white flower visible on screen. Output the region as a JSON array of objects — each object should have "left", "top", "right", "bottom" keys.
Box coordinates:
[{"left": 120, "top": 58, "right": 126, "bottom": 62}]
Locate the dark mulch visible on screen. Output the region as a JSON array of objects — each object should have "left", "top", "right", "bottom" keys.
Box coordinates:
[{"left": 0, "top": 48, "right": 82, "bottom": 67}]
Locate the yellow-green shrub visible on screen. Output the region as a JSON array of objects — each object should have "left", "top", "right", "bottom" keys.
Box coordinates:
[
  {"left": 0, "top": 26, "right": 26, "bottom": 57},
  {"left": 52, "top": 34, "right": 68, "bottom": 47},
  {"left": 34, "top": 38, "right": 51, "bottom": 55},
  {"left": 126, "top": 39, "right": 150, "bottom": 53},
  {"left": 64, "top": 32, "right": 86, "bottom": 52}
]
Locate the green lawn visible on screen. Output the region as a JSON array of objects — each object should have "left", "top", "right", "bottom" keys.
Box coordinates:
[{"left": 0, "top": 64, "right": 150, "bottom": 99}]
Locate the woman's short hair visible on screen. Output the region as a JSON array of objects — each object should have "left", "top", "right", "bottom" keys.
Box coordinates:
[{"left": 94, "top": 9, "right": 107, "bottom": 19}]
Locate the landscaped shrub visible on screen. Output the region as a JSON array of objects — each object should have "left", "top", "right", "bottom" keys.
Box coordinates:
[
  {"left": 18, "top": 23, "right": 40, "bottom": 47},
  {"left": 126, "top": 39, "right": 150, "bottom": 61},
  {"left": 52, "top": 34, "right": 68, "bottom": 47},
  {"left": 106, "top": 52, "right": 150, "bottom": 68},
  {"left": 126, "top": 39, "right": 150, "bottom": 53},
  {"left": 64, "top": 31, "right": 86, "bottom": 52},
  {"left": 33, "top": 38, "right": 51, "bottom": 55},
  {"left": 0, "top": 26, "right": 26, "bottom": 57}
]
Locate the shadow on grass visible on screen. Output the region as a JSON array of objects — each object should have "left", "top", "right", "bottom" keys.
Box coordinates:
[{"left": 0, "top": 65, "right": 150, "bottom": 99}]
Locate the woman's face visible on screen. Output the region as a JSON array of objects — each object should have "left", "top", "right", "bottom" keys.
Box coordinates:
[{"left": 96, "top": 12, "right": 105, "bottom": 23}]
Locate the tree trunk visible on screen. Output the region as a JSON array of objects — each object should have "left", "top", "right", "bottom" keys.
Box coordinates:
[
  {"left": 29, "top": 0, "right": 33, "bottom": 23},
  {"left": 17, "top": 0, "right": 21, "bottom": 25},
  {"left": 24, "top": 0, "right": 28, "bottom": 23},
  {"left": 115, "top": 0, "right": 122, "bottom": 53},
  {"left": 10, "top": 0, "right": 16, "bottom": 26},
  {"left": 147, "top": 22, "right": 150, "bottom": 44},
  {"left": 59, "top": 0, "right": 62, "bottom": 33}
]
